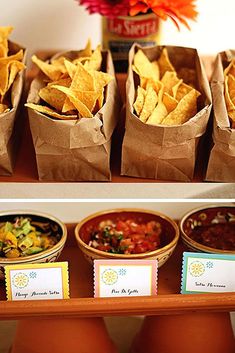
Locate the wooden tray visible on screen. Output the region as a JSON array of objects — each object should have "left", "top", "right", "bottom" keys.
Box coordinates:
[
  {"left": 0, "top": 223, "right": 234, "bottom": 320},
  {"left": 0, "top": 54, "right": 214, "bottom": 184}
]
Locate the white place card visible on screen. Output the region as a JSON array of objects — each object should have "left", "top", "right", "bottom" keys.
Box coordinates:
[
  {"left": 5, "top": 262, "right": 69, "bottom": 300},
  {"left": 181, "top": 252, "right": 235, "bottom": 294},
  {"left": 94, "top": 259, "right": 158, "bottom": 298}
]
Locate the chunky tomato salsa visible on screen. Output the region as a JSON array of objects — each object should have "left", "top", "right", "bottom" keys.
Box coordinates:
[
  {"left": 189, "top": 223, "right": 235, "bottom": 250},
  {"left": 88, "top": 219, "right": 162, "bottom": 254}
]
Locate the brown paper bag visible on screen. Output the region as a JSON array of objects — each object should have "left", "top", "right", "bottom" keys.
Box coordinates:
[
  {"left": 27, "top": 50, "right": 120, "bottom": 181},
  {"left": 121, "top": 44, "right": 212, "bottom": 181},
  {"left": 0, "top": 41, "right": 26, "bottom": 175},
  {"left": 205, "top": 50, "right": 235, "bottom": 182}
]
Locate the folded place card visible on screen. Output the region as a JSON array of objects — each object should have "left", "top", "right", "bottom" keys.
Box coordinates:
[
  {"left": 181, "top": 252, "right": 235, "bottom": 294},
  {"left": 5, "top": 262, "right": 69, "bottom": 300},
  {"left": 94, "top": 259, "right": 158, "bottom": 298}
]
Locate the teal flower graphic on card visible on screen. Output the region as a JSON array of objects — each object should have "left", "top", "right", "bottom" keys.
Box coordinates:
[
  {"left": 118, "top": 268, "right": 127, "bottom": 276},
  {"left": 102, "top": 269, "right": 118, "bottom": 285},
  {"left": 13, "top": 273, "right": 29, "bottom": 288},
  {"left": 189, "top": 261, "right": 205, "bottom": 277}
]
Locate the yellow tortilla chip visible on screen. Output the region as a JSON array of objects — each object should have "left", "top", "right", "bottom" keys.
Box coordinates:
[
  {"left": 147, "top": 101, "right": 168, "bottom": 125},
  {"left": 161, "top": 71, "right": 181, "bottom": 95},
  {"left": 89, "top": 69, "right": 113, "bottom": 91},
  {"left": 32, "top": 55, "right": 62, "bottom": 81},
  {"left": 158, "top": 48, "right": 175, "bottom": 78},
  {"left": 25, "top": 103, "right": 77, "bottom": 120},
  {"left": 145, "top": 79, "right": 163, "bottom": 95},
  {"left": 78, "top": 39, "right": 92, "bottom": 58},
  {"left": 134, "top": 86, "right": 146, "bottom": 116},
  {"left": 133, "top": 50, "right": 159, "bottom": 81},
  {"left": 0, "top": 26, "right": 13, "bottom": 57},
  {"left": 0, "top": 62, "right": 10, "bottom": 95},
  {"left": 162, "top": 92, "right": 178, "bottom": 112},
  {"left": 224, "top": 59, "right": 235, "bottom": 77},
  {"left": 39, "top": 77, "right": 72, "bottom": 111},
  {"left": 51, "top": 56, "right": 67, "bottom": 74},
  {"left": 139, "top": 86, "right": 158, "bottom": 123},
  {"left": 52, "top": 84, "right": 100, "bottom": 113},
  {"left": 224, "top": 75, "right": 235, "bottom": 112},
  {"left": 50, "top": 85, "right": 93, "bottom": 118},
  {"left": 0, "top": 49, "right": 24, "bottom": 65},
  {"left": 64, "top": 59, "right": 77, "bottom": 79},
  {"left": 70, "top": 61, "right": 94, "bottom": 91},
  {"left": 84, "top": 45, "right": 102, "bottom": 71},
  {"left": 174, "top": 82, "right": 194, "bottom": 101},
  {"left": 146, "top": 92, "right": 177, "bottom": 126},
  {"left": 162, "top": 89, "right": 200, "bottom": 126},
  {"left": 7, "top": 60, "right": 25, "bottom": 91}
]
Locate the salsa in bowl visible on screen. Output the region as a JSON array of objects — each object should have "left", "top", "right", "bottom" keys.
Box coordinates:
[
  {"left": 0, "top": 211, "right": 67, "bottom": 279},
  {"left": 180, "top": 205, "right": 235, "bottom": 254},
  {"left": 75, "top": 209, "right": 179, "bottom": 267}
]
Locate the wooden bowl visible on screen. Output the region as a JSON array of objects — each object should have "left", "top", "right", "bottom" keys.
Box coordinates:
[
  {"left": 0, "top": 210, "right": 67, "bottom": 279},
  {"left": 75, "top": 208, "right": 179, "bottom": 268},
  {"left": 179, "top": 205, "right": 235, "bottom": 254}
]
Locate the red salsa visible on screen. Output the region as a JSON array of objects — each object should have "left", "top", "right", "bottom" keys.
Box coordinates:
[
  {"left": 189, "top": 223, "right": 235, "bottom": 250},
  {"left": 88, "top": 219, "right": 162, "bottom": 254}
]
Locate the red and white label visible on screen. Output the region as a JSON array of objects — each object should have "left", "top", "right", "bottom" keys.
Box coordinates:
[{"left": 107, "top": 16, "right": 159, "bottom": 39}]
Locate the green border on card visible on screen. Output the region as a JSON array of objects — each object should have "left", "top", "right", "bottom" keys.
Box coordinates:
[{"left": 181, "top": 252, "right": 235, "bottom": 294}]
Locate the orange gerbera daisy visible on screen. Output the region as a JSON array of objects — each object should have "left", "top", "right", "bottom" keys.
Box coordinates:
[{"left": 129, "top": 0, "right": 198, "bottom": 29}]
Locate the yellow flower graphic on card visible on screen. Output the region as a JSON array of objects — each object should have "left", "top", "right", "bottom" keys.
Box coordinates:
[
  {"left": 189, "top": 261, "right": 205, "bottom": 277},
  {"left": 13, "top": 273, "right": 29, "bottom": 288},
  {"left": 102, "top": 269, "right": 118, "bottom": 285}
]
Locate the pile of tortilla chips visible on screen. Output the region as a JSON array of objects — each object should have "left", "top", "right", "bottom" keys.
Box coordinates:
[
  {"left": 26, "top": 40, "right": 114, "bottom": 120},
  {"left": 133, "top": 48, "right": 201, "bottom": 126},
  {"left": 0, "top": 26, "right": 25, "bottom": 114},
  {"left": 224, "top": 59, "right": 235, "bottom": 128}
]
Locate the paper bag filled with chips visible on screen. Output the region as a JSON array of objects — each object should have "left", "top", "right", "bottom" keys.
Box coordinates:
[
  {"left": 121, "top": 44, "right": 212, "bottom": 181},
  {"left": 206, "top": 50, "right": 235, "bottom": 182},
  {"left": 0, "top": 26, "right": 26, "bottom": 175},
  {"left": 26, "top": 42, "right": 120, "bottom": 181}
]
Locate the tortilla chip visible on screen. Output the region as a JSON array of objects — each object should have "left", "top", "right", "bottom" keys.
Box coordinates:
[
  {"left": 0, "top": 49, "right": 24, "bottom": 65},
  {"left": 84, "top": 45, "right": 102, "bottom": 71},
  {"left": 134, "top": 86, "right": 146, "bottom": 116},
  {"left": 51, "top": 56, "right": 67, "bottom": 74},
  {"left": 89, "top": 69, "right": 113, "bottom": 91},
  {"left": 162, "top": 89, "right": 200, "bottom": 126},
  {"left": 70, "top": 61, "right": 94, "bottom": 91},
  {"left": 39, "top": 78, "right": 72, "bottom": 111},
  {"left": 145, "top": 79, "right": 163, "bottom": 95},
  {"left": 161, "top": 71, "right": 181, "bottom": 95},
  {"left": 78, "top": 39, "right": 92, "bottom": 58},
  {"left": 174, "top": 82, "right": 194, "bottom": 101},
  {"left": 162, "top": 92, "right": 178, "bottom": 112},
  {"left": 225, "top": 75, "right": 235, "bottom": 112},
  {"left": 50, "top": 85, "right": 93, "bottom": 118},
  {"left": 146, "top": 91, "right": 177, "bottom": 126},
  {"left": 158, "top": 48, "right": 175, "bottom": 78},
  {"left": 52, "top": 84, "right": 100, "bottom": 113},
  {"left": 0, "top": 26, "right": 13, "bottom": 57},
  {"left": 64, "top": 59, "right": 77, "bottom": 79},
  {"left": 133, "top": 50, "right": 159, "bottom": 81},
  {"left": 0, "top": 62, "right": 9, "bottom": 95},
  {"left": 7, "top": 60, "right": 25, "bottom": 91},
  {"left": 32, "top": 55, "right": 62, "bottom": 81},
  {"left": 224, "top": 59, "right": 235, "bottom": 77},
  {"left": 139, "top": 86, "right": 158, "bottom": 123},
  {"left": 25, "top": 103, "right": 77, "bottom": 120}
]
